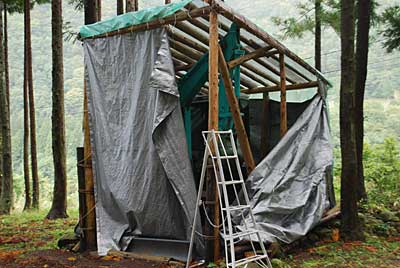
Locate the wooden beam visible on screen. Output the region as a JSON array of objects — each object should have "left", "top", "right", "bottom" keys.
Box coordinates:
[
  {"left": 208, "top": 8, "right": 220, "bottom": 262},
  {"left": 279, "top": 53, "right": 287, "bottom": 137},
  {"left": 214, "top": 0, "right": 330, "bottom": 85},
  {"left": 241, "top": 80, "right": 319, "bottom": 94},
  {"left": 218, "top": 45, "right": 256, "bottom": 171},
  {"left": 81, "top": 6, "right": 211, "bottom": 40},
  {"left": 227, "top": 47, "right": 276, "bottom": 69}
]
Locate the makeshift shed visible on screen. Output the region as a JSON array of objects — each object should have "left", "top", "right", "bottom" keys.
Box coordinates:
[{"left": 78, "top": 0, "right": 335, "bottom": 261}]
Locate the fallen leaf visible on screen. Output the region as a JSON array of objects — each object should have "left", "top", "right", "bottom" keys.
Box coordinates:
[{"left": 67, "top": 257, "right": 77, "bottom": 261}]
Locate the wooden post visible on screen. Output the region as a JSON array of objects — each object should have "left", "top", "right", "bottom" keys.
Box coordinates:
[
  {"left": 83, "top": 0, "right": 98, "bottom": 251},
  {"left": 208, "top": 6, "right": 220, "bottom": 262},
  {"left": 83, "top": 82, "right": 97, "bottom": 250},
  {"left": 218, "top": 45, "right": 256, "bottom": 172},
  {"left": 261, "top": 92, "right": 270, "bottom": 157},
  {"left": 279, "top": 53, "right": 287, "bottom": 137}
]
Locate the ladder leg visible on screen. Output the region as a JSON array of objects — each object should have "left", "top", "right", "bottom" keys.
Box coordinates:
[{"left": 186, "top": 146, "right": 210, "bottom": 268}]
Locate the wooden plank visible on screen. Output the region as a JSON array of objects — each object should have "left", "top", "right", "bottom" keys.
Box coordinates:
[
  {"left": 279, "top": 53, "right": 287, "bottom": 137},
  {"left": 208, "top": 8, "right": 220, "bottom": 262},
  {"left": 227, "top": 47, "right": 277, "bottom": 69},
  {"left": 218, "top": 45, "right": 256, "bottom": 171},
  {"left": 81, "top": 6, "right": 211, "bottom": 40},
  {"left": 241, "top": 81, "right": 319, "bottom": 94}
]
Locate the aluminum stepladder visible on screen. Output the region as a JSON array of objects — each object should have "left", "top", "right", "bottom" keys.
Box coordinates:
[{"left": 186, "top": 130, "right": 272, "bottom": 268}]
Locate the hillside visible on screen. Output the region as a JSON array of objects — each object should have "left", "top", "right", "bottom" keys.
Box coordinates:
[{"left": 6, "top": 0, "right": 400, "bottom": 210}]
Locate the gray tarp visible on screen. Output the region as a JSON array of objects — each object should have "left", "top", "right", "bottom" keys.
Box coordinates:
[
  {"left": 84, "top": 28, "right": 202, "bottom": 255},
  {"left": 233, "top": 95, "right": 333, "bottom": 244}
]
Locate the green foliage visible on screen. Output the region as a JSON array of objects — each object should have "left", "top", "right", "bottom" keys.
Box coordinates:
[
  {"left": 380, "top": 5, "right": 400, "bottom": 53},
  {"left": 364, "top": 138, "right": 400, "bottom": 208}
]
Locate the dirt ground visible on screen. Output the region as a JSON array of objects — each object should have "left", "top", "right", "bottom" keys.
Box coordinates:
[{"left": 0, "top": 249, "right": 167, "bottom": 268}]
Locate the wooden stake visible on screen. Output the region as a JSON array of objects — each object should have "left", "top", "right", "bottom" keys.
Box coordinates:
[
  {"left": 218, "top": 45, "right": 256, "bottom": 171},
  {"left": 279, "top": 53, "right": 287, "bottom": 137},
  {"left": 208, "top": 7, "right": 220, "bottom": 262}
]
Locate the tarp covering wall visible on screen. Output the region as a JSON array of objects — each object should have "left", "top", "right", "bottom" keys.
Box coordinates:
[
  {"left": 84, "top": 27, "right": 202, "bottom": 255},
  {"left": 233, "top": 94, "right": 334, "bottom": 244}
]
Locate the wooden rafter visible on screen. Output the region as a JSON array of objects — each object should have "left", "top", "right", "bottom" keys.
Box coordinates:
[
  {"left": 214, "top": 0, "right": 330, "bottom": 85},
  {"left": 241, "top": 81, "right": 319, "bottom": 94},
  {"left": 227, "top": 47, "right": 276, "bottom": 69}
]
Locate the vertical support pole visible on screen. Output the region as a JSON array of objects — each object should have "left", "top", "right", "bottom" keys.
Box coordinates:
[
  {"left": 209, "top": 5, "right": 220, "bottom": 262},
  {"left": 83, "top": 0, "right": 98, "bottom": 251},
  {"left": 83, "top": 81, "right": 97, "bottom": 250},
  {"left": 260, "top": 92, "right": 270, "bottom": 157},
  {"left": 279, "top": 53, "right": 287, "bottom": 137}
]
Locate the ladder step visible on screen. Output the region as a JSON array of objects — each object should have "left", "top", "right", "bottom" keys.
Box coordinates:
[
  {"left": 218, "top": 180, "right": 243, "bottom": 185},
  {"left": 211, "top": 155, "right": 237, "bottom": 160},
  {"left": 226, "top": 230, "right": 259, "bottom": 240},
  {"left": 222, "top": 205, "right": 250, "bottom": 212},
  {"left": 228, "top": 254, "right": 269, "bottom": 267}
]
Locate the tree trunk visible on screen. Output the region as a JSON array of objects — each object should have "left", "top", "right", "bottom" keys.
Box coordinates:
[
  {"left": 46, "top": 0, "right": 68, "bottom": 220},
  {"left": 0, "top": 2, "right": 13, "bottom": 215},
  {"left": 117, "top": 0, "right": 123, "bottom": 15},
  {"left": 84, "top": 0, "right": 98, "bottom": 24},
  {"left": 340, "top": 0, "right": 364, "bottom": 241},
  {"left": 315, "top": 0, "right": 322, "bottom": 71},
  {"left": 97, "top": 0, "right": 101, "bottom": 20},
  {"left": 354, "top": 0, "right": 371, "bottom": 202},
  {"left": 23, "top": 3, "right": 31, "bottom": 211},
  {"left": 25, "top": 0, "right": 40, "bottom": 209},
  {"left": 125, "top": 0, "right": 137, "bottom": 12}
]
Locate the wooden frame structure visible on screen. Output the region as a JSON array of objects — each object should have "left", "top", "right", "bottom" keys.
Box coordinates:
[{"left": 81, "top": 0, "right": 329, "bottom": 260}]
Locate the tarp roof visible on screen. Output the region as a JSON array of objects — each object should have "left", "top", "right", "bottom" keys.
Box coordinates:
[{"left": 80, "top": 0, "right": 332, "bottom": 93}]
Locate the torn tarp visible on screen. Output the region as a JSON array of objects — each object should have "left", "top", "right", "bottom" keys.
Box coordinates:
[
  {"left": 84, "top": 27, "right": 203, "bottom": 255},
  {"left": 233, "top": 95, "right": 334, "bottom": 244}
]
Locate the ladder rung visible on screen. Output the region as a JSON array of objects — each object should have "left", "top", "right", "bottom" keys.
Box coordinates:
[
  {"left": 228, "top": 254, "right": 269, "bottom": 267},
  {"left": 222, "top": 205, "right": 250, "bottom": 212},
  {"left": 226, "top": 230, "right": 259, "bottom": 240},
  {"left": 212, "top": 155, "right": 237, "bottom": 160},
  {"left": 218, "top": 180, "right": 243, "bottom": 185}
]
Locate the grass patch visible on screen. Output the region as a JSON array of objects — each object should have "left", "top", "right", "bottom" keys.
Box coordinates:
[{"left": 0, "top": 209, "right": 78, "bottom": 254}]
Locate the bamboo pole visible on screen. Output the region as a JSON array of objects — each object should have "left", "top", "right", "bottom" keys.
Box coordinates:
[
  {"left": 241, "top": 81, "right": 318, "bottom": 94},
  {"left": 81, "top": 6, "right": 211, "bottom": 40},
  {"left": 279, "top": 53, "right": 287, "bottom": 137},
  {"left": 218, "top": 45, "right": 255, "bottom": 171},
  {"left": 208, "top": 7, "right": 220, "bottom": 262}
]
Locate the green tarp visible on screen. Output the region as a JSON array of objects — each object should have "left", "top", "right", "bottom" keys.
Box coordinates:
[{"left": 79, "top": 0, "right": 192, "bottom": 38}]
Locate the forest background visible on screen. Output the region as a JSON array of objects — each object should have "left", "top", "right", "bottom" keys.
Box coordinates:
[{"left": 6, "top": 0, "right": 400, "bottom": 210}]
